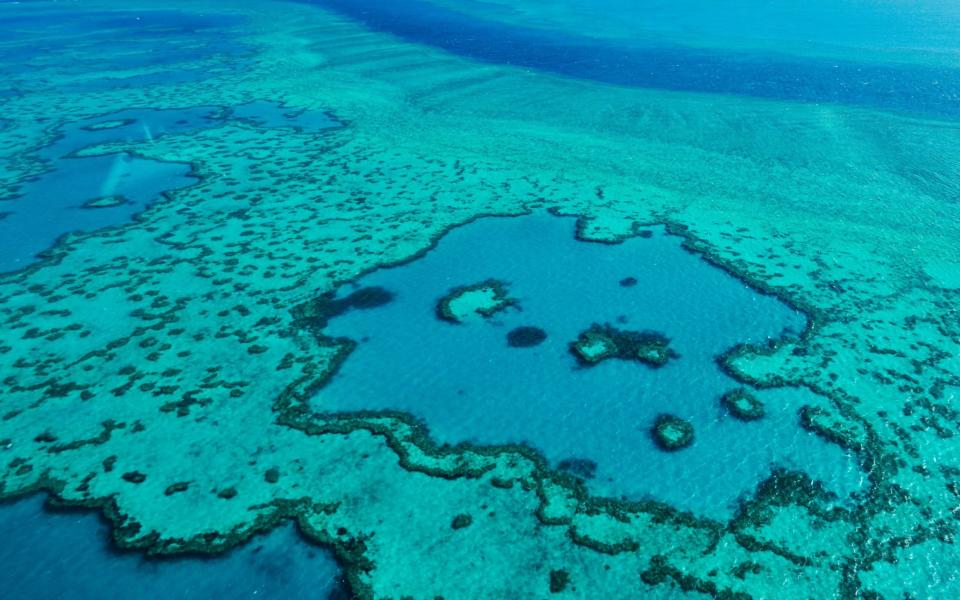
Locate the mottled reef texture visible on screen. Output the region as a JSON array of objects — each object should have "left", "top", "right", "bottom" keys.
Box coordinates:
[{"left": 1, "top": 0, "right": 959, "bottom": 599}]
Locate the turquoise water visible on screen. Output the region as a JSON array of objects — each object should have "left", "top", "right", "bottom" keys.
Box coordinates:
[
  {"left": 428, "top": 0, "right": 960, "bottom": 55},
  {"left": 314, "top": 0, "right": 960, "bottom": 117},
  {"left": 316, "top": 214, "right": 861, "bottom": 515}
]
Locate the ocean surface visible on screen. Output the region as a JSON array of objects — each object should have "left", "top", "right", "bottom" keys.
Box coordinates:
[{"left": 1, "top": 0, "right": 958, "bottom": 598}]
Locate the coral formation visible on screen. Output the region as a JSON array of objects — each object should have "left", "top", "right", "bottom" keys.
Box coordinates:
[
  {"left": 556, "top": 458, "right": 597, "bottom": 480},
  {"left": 721, "top": 389, "right": 765, "bottom": 421},
  {"left": 549, "top": 569, "right": 570, "bottom": 593},
  {"left": 82, "top": 195, "right": 129, "bottom": 209},
  {"left": 451, "top": 514, "right": 473, "bottom": 530},
  {"left": 436, "top": 279, "right": 517, "bottom": 323},
  {"left": 0, "top": 0, "right": 956, "bottom": 598},
  {"left": 651, "top": 415, "right": 695, "bottom": 451},
  {"left": 292, "top": 287, "right": 394, "bottom": 331},
  {"left": 570, "top": 324, "right": 677, "bottom": 368}
]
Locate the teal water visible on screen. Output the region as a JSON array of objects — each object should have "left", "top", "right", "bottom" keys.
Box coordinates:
[
  {"left": 430, "top": 0, "right": 960, "bottom": 55},
  {"left": 313, "top": 0, "right": 960, "bottom": 118},
  {"left": 315, "top": 214, "right": 862, "bottom": 516},
  {"left": 0, "top": 496, "right": 345, "bottom": 600}
]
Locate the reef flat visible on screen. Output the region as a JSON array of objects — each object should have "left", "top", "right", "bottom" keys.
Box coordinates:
[{"left": 1, "top": 0, "right": 959, "bottom": 598}]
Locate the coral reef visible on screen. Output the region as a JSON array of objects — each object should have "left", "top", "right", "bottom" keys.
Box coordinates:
[
  {"left": 651, "top": 415, "right": 695, "bottom": 451},
  {"left": 721, "top": 389, "right": 765, "bottom": 421},
  {"left": 556, "top": 458, "right": 597, "bottom": 480},
  {"left": 436, "top": 279, "right": 517, "bottom": 323},
  {"left": 292, "top": 287, "right": 394, "bottom": 331},
  {"left": 570, "top": 324, "right": 677, "bottom": 368},
  {"left": 82, "top": 195, "right": 129, "bottom": 209},
  {"left": 0, "top": 0, "right": 957, "bottom": 597},
  {"left": 82, "top": 118, "right": 137, "bottom": 131},
  {"left": 549, "top": 569, "right": 570, "bottom": 593}
]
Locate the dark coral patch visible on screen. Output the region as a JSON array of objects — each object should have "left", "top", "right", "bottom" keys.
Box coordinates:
[
  {"left": 451, "top": 514, "right": 473, "bottom": 529},
  {"left": 121, "top": 471, "right": 146, "bottom": 484},
  {"left": 651, "top": 414, "right": 694, "bottom": 451},
  {"left": 82, "top": 195, "right": 129, "bottom": 209},
  {"left": 557, "top": 457, "right": 597, "bottom": 480},
  {"left": 292, "top": 286, "right": 393, "bottom": 330},
  {"left": 164, "top": 482, "right": 190, "bottom": 496},
  {"left": 619, "top": 276, "right": 638, "bottom": 287},
  {"left": 507, "top": 326, "right": 547, "bottom": 348},
  {"left": 721, "top": 388, "right": 765, "bottom": 421},
  {"left": 550, "top": 569, "right": 571, "bottom": 593},
  {"left": 570, "top": 323, "right": 677, "bottom": 368}
]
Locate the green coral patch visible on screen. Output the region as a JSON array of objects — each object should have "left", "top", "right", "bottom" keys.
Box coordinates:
[
  {"left": 436, "top": 278, "right": 517, "bottom": 323},
  {"left": 570, "top": 323, "right": 677, "bottom": 368},
  {"left": 721, "top": 389, "right": 766, "bottom": 422},
  {"left": 651, "top": 414, "right": 695, "bottom": 451}
]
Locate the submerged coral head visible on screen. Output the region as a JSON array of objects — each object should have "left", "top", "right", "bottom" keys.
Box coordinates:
[
  {"left": 651, "top": 414, "right": 695, "bottom": 451},
  {"left": 570, "top": 323, "right": 677, "bottom": 368}
]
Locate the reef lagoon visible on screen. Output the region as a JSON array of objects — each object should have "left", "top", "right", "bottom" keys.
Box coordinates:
[
  {"left": 1, "top": 0, "right": 960, "bottom": 598},
  {"left": 316, "top": 213, "right": 860, "bottom": 516}
]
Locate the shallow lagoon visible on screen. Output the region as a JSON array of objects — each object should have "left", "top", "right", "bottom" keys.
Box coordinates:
[
  {"left": 316, "top": 213, "right": 862, "bottom": 516},
  {"left": 0, "top": 102, "right": 338, "bottom": 273}
]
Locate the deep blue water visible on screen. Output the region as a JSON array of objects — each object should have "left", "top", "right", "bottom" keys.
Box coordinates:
[
  {"left": 312, "top": 0, "right": 960, "bottom": 118},
  {"left": 0, "top": 496, "right": 345, "bottom": 600},
  {"left": 316, "top": 214, "right": 862, "bottom": 516}
]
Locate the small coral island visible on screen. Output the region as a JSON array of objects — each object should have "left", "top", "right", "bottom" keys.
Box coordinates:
[
  {"left": 721, "top": 388, "right": 765, "bottom": 421},
  {"left": 82, "top": 117, "right": 136, "bottom": 131},
  {"left": 651, "top": 414, "right": 695, "bottom": 451},
  {"left": 436, "top": 278, "right": 517, "bottom": 323},
  {"left": 569, "top": 323, "right": 677, "bottom": 368},
  {"left": 82, "top": 194, "right": 129, "bottom": 209}
]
